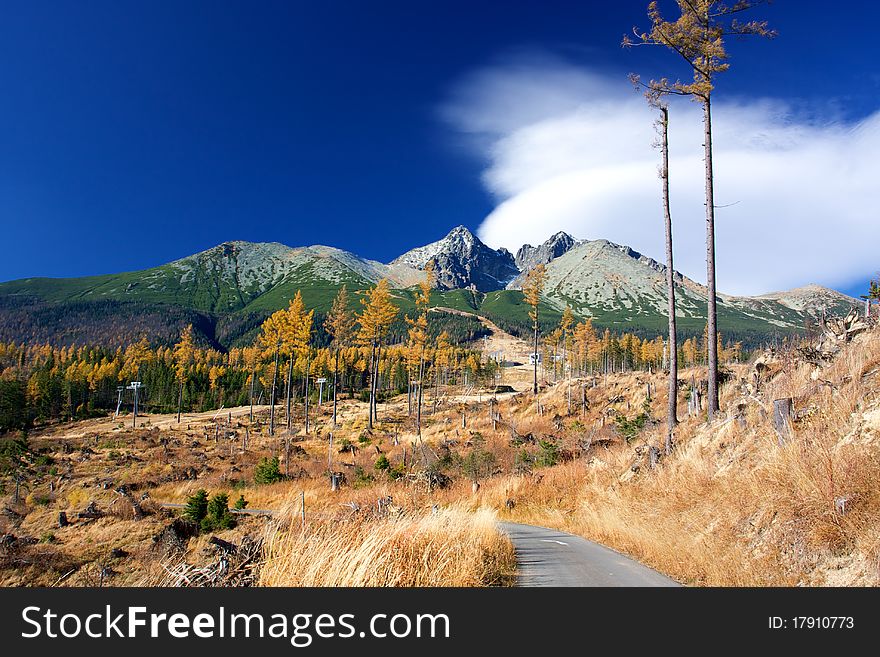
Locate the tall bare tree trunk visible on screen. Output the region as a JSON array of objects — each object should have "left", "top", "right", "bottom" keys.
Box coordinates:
[
  {"left": 416, "top": 349, "right": 426, "bottom": 436},
  {"left": 249, "top": 365, "right": 255, "bottom": 424},
  {"left": 372, "top": 344, "right": 381, "bottom": 423},
  {"left": 269, "top": 345, "right": 279, "bottom": 436},
  {"left": 176, "top": 380, "right": 183, "bottom": 424},
  {"left": 367, "top": 343, "right": 375, "bottom": 431},
  {"left": 332, "top": 349, "right": 339, "bottom": 427},
  {"left": 661, "top": 106, "right": 678, "bottom": 452},
  {"left": 285, "top": 354, "right": 294, "bottom": 432},
  {"left": 703, "top": 96, "right": 719, "bottom": 420},
  {"left": 304, "top": 350, "right": 310, "bottom": 434},
  {"left": 532, "top": 319, "right": 539, "bottom": 395}
]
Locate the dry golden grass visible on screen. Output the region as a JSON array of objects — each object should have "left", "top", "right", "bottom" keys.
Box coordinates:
[
  {"left": 259, "top": 507, "right": 514, "bottom": 587},
  {"left": 449, "top": 331, "right": 880, "bottom": 586},
  {"left": 6, "top": 325, "right": 879, "bottom": 588}
]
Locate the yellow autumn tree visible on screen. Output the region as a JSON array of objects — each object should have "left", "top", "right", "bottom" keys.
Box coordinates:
[
  {"left": 522, "top": 263, "right": 547, "bottom": 395},
  {"left": 357, "top": 279, "right": 398, "bottom": 429},
  {"left": 173, "top": 324, "right": 195, "bottom": 423},
  {"left": 325, "top": 285, "right": 356, "bottom": 426}
]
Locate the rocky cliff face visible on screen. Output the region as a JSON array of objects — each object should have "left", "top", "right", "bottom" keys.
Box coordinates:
[
  {"left": 514, "top": 231, "right": 579, "bottom": 272},
  {"left": 391, "top": 225, "right": 519, "bottom": 292}
]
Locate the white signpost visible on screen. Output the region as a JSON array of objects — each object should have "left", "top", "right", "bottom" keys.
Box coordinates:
[{"left": 316, "top": 377, "right": 328, "bottom": 406}]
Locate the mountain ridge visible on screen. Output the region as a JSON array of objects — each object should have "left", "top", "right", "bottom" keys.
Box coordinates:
[{"left": 0, "top": 226, "right": 859, "bottom": 349}]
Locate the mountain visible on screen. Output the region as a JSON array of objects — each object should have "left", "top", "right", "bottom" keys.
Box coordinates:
[
  {"left": 513, "top": 231, "right": 580, "bottom": 273},
  {"left": 754, "top": 284, "right": 859, "bottom": 315},
  {"left": 528, "top": 238, "right": 857, "bottom": 333},
  {"left": 0, "top": 229, "right": 859, "bottom": 349},
  {"left": 509, "top": 231, "right": 580, "bottom": 289},
  {"left": 391, "top": 225, "right": 519, "bottom": 292}
]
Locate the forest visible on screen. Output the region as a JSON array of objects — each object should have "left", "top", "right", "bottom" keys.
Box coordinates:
[{"left": 0, "top": 279, "right": 742, "bottom": 433}]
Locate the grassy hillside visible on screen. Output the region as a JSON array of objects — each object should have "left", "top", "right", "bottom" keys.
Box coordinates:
[{"left": 1, "top": 238, "right": 849, "bottom": 350}]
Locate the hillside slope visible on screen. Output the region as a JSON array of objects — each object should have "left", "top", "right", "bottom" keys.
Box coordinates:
[{"left": 0, "top": 230, "right": 858, "bottom": 348}]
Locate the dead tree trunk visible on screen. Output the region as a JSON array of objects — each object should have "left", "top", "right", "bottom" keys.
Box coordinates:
[
  {"left": 269, "top": 344, "right": 280, "bottom": 436},
  {"left": 703, "top": 96, "right": 720, "bottom": 420},
  {"left": 773, "top": 398, "right": 793, "bottom": 444},
  {"left": 285, "top": 354, "right": 294, "bottom": 432},
  {"left": 659, "top": 106, "right": 679, "bottom": 452}
]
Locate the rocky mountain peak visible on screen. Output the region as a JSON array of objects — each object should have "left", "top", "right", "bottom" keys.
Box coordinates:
[
  {"left": 514, "top": 231, "right": 579, "bottom": 272},
  {"left": 390, "top": 226, "right": 518, "bottom": 292}
]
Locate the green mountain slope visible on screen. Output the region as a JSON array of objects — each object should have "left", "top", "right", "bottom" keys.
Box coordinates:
[{"left": 0, "top": 238, "right": 859, "bottom": 350}]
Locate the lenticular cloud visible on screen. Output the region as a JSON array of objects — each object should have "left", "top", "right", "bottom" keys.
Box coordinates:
[{"left": 442, "top": 57, "right": 879, "bottom": 296}]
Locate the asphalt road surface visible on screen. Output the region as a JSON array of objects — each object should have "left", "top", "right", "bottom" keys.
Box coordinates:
[{"left": 499, "top": 522, "right": 680, "bottom": 587}]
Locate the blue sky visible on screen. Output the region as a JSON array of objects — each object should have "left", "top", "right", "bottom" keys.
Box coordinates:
[{"left": 0, "top": 1, "right": 877, "bottom": 298}]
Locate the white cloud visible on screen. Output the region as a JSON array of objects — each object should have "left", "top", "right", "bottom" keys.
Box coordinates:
[{"left": 442, "top": 56, "right": 879, "bottom": 295}]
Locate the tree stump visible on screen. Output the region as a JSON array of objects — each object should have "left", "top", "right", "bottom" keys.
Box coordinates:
[
  {"left": 773, "top": 398, "right": 793, "bottom": 444},
  {"left": 58, "top": 512, "right": 69, "bottom": 528}
]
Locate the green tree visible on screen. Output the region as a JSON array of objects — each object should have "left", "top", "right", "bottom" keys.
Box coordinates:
[
  {"left": 202, "top": 492, "right": 235, "bottom": 531},
  {"left": 254, "top": 456, "right": 282, "bottom": 484},
  {"left": 374, "top": 454, "right": 390, "bottom": 472},
  {"left": 183, "top": 489, "right": 209, "bottom": 523}
]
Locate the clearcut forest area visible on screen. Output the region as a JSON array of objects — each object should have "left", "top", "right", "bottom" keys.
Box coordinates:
[{"left": 1, "top": 1, "right": 878, "bottom": 590}]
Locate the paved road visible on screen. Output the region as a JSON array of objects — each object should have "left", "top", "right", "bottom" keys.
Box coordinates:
[{"left": 499, "top": 522, "right": 680, "bottom": 587}]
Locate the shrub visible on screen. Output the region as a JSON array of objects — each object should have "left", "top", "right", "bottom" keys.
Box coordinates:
[
  {"left": 202, "top": 493, "right": 236, "bottom": 532},
  {"left": 613, "top": 399, "right": 652, "bottom": 443},
  {"left": 388, "top": 463, "right": 406, "bottom": 480},
  {"left": 535, "top": 440, "right": 559, "bottom": 468},
  {"left": 615, "top": 410, "right": 649, "bottom": 443},
  {"left": 374, "top": 454, "right": 390, "bottom": 472},
  {"left": 459, "top": 448, "right": 496, "bottom": 481},
  {"left": 28, "top": 493, "right": 51, "bottom": 506},
  {"left": 514, "top": 449, "right": 533, "bottom": 475},
  {"left": 233, "top": 494, "right": 249, "bottom": 511},
  {"left": 353, "top": 466, "right": 373, "bottom": 488},
  {"left": 183, "top": 489, "right": 208, "bottom": 522},
  {"left": 254, "top": 457, "right": 282, "bottom": 484}
]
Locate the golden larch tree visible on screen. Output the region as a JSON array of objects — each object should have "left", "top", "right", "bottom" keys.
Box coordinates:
[
  {"left": 625, "top": 0, "right": 775, "bottom": 420},
  {"left": 522, "top": 264, "right": 547, "bottom": 395},
  {"left": 357, "top": 279, "right": 398, "bottom": 429},
  {"left": 173, "top": 324, "right": 195, "bottom": 424}
]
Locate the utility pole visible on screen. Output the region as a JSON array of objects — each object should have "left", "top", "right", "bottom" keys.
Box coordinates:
[
  {"left": 126, "top": 380, "right": 143, "bottom": 428},
  {"left": 114, "top": 386, "right": 124, "bottom": 418}
]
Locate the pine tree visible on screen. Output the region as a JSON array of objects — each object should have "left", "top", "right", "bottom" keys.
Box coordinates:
[
  {"left": 625, "top": 0, "right": 775, "bottom": 420},
  {"left": 183, "top": 489, "right": 208, "bottom": 523}
]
